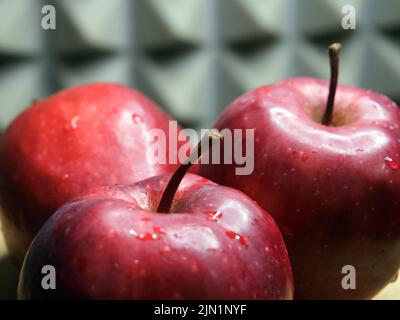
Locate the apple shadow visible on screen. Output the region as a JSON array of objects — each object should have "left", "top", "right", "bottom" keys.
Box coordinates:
[{"left": 0, "top": 255, "right": 19, "bottom": 299}]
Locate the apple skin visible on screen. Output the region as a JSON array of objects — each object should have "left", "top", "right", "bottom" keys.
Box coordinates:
[
  {"left": 0, "top": 83, "right": 182, "bottom": 265},
  {"left": 18, "top": 173, "right": 293, "bottom": 299},
  {"left": 200, "top": 77, "right": 400, "bottom": 299}
]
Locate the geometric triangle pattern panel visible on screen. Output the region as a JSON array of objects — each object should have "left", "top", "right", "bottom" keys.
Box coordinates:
[
  {"left": 54, "top": 0, "right": 130, "bottom": 52},
  {"left": 0, "top": 0, "right": 400, "bottom": 131}
]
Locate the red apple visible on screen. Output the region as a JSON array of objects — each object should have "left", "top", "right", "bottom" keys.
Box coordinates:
[
  {"left": 18, "top": 131, "right": 293, "bottom": 299},
  {"left": 0, "top": 83, "right": 182, "bottom": 265},
  {"left": 200, "top": 44, "right": 400, "bottom": 299}
]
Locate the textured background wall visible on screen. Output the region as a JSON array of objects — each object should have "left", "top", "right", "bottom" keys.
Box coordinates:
[{"left": 0, "top": 0, "right": 400, "bottom": 132}]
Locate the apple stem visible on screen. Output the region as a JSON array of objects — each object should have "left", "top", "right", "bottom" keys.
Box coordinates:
[
  {"left": 156, "top": 129, "right": 223, "bottom": 213},
  {"left": 322, "top": 43, "right": 341, "bottom": 126}
]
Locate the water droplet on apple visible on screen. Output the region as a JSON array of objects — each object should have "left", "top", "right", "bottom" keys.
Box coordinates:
[
  {"left": 205, "top": 211, "right": 222, "bottom": 222},
  {"left": 137, "top": 232, "right": 155, "bottom": 240},
  {"left": 301, "top": 154, "right": 309, "bottom": 162},
  {"left": 326, "top": 172, "right": 332, "bottom": 178},
  {"left": 191, "top": 263, "right": 199, "bottom": 273},
  {"left": 61, "top": 173, "right": 70, "bottom": 181},
  {"left": 71, "top": 116, "right": 80, "bottom": 128},
  {"left": 225, "top": 230, "right": 248, "bottom": 246},
  {"left": 385, "top": 155, "right": 399, "bottom": 170},
  {"left": 132, "top": 114, "right": 143, "bottom": 125},
  {"left": 356, "top": 148, "right": 364, "bottom": 152},
  {"left": 153, "top": 226, "right": 166, "bottom": 235},
  {"left": 226, "top": 230, "right": 237, "bottom": 239},
  {"left": 159, "top": 246, "right": 171, "bottom": 255},
  {"left": 128, "top": 228, "right": 137, "bottom": 236},
  {"left": 136, "top": 231, "right": 161, "bottom": 240}
]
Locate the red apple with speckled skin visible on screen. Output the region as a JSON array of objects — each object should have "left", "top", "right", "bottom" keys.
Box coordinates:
[
  {"left": 18, "top": 131, "right": 293, "bottom": 299},
  {"left": 0, "top": 83, "right": 183, "bottom": 265},
  {"left": 200, "top": 45, "right": 400, "bottom": 299}
]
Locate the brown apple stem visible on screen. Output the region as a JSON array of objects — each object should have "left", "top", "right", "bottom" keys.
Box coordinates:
[
  {"left": 322, "top": 43, "right": 341, "bottom": 126},
  {"left": 157, "top": 129, "right": 223, "bottom": 213}
]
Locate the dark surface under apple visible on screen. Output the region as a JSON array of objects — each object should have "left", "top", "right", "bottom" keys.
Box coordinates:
[
  {"left": 18, "top": 173, "right": 293, "bottom": 299},
  {"left": 200, "top": 77, "right": 400, "bottom": 299},
  {"left": 0, "top": 83, "right": 182, "bottom": 265}
]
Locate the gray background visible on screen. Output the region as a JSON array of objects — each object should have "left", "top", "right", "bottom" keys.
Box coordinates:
[{"left": 0, "top": 0, "right": 400, "bottom": 131}]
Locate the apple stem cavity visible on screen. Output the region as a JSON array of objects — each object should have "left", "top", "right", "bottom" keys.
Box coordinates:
[
  {"left": 157, "top": 129, "right": 223, "bottom": 213},
  {"left": 322, "top": 43, "right": 342, "bottom": 126}
]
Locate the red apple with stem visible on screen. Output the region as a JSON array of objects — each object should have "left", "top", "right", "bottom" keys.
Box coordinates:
[
  {"left": 0, "top": 83, "right": 183, "bottom": 265},
  {"left": 18, "top": 130, "right": 293, "bottom": 300},
  {"left": 200, "top": 43, "right": 400, "bottom": 299}
]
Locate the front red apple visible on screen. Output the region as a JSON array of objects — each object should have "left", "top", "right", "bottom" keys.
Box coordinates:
[
  {"left": 18, "top": 160, "right": 293, "bottom": 299},
  {"left": 200, "top": 75, "right": 400, "bottom": 298},
  {"left": 0, "top": 83, "right": 182, "bottom": 265}
]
